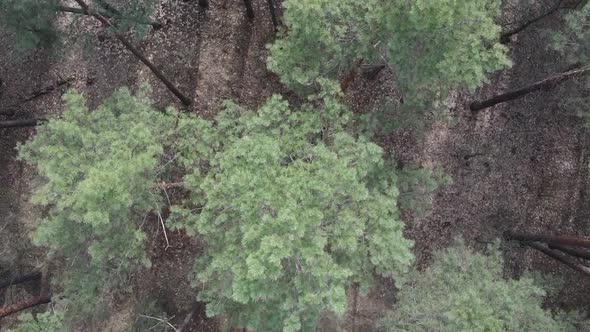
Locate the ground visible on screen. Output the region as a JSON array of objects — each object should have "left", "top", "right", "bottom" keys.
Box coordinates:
[{"left": 1, "top": 0, "right": 590, "bottom": 331}]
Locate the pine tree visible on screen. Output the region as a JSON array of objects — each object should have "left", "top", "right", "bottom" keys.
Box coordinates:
[
  {"left": 381, "top": 240, "right": 577, "bottom": 332},
  {"left": 268, "top": 0, "right": 510, "bottom": 108},
  {"left": 169, "top": 80, "right": 414, "bottom": 331},
  {"left": 17, "top": 87, "right": 184, "bottom": 318}
]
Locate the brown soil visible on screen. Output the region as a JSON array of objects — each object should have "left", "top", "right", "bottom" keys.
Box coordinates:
[{"left": 1, "top": 0, "right": 590, "bottom": 331}]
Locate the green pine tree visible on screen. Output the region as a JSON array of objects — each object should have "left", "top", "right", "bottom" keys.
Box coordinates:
[
  {"left": 268, "top": 0, "right": 510, "bottom": 108},
  {"left": 169, "top": 80, "right": 414, "bottom": 331},
  {"left": 381, "top": 240, "right": 577, "bottom": 332},
  {"left": 18, "top": 87, "right": 182, "bottom": 319}
]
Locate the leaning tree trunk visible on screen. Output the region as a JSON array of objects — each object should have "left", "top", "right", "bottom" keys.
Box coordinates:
[
  {"left": 0, "top": 295, "right": 51, "bottom": 319},
  {"left": 243, "top": 0, "right": 254, "bottom": 19},
  {"left": 505, "top": 230, "right": 590, "bottom": 249},
  {"left": 267, "top": 0, "right": 278, "bottom": 31},
  {"left": 58, "top": 6, "right": 163, "bottom": 29},
  {"left": 470, "top": 66, "right": 590, "bottom": 112},
  {"left": 500, "top": 0, "right": 565, "bottom": 44},
  {"left": 72, "top": 0, "right": 192, "bottom": 106},
  {"left": 523, "top": 241, "right": 590, "bottom": 278},
  {"left": 0, "top": 272, "right": 42, "bottom": 290},
  {"left": 0, "top": 119, "right": 44, "bottom": 129}
]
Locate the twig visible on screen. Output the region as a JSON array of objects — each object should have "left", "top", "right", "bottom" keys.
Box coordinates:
[
  {"left": 157, "top": 211, "right": 171, "bottom": 250},
  {"left": 139, "top": 314, "right": 179, "bottom": 332}
]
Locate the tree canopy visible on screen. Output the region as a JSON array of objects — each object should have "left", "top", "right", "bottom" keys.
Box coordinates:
[
  {"left": 268, "top": 0, "right": 510, "bottom": 107},
  {"left": 17, "top": 88, "right": 181, "bottom": 317},
  {"left": 170, "top": 81, "right": 414, "bottom": 331},
  {"left": 381, "top": 240, "right": 576, "bottom": 332}
]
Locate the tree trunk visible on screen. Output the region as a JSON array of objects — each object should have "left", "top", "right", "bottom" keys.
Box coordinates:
[
  {"left": 500, "top": 1, "right": 565, "bottom": 44},
  {"left": 0, "top": 119, "right": 44, "bottom": 129},
  {"left": 72, "top": 0, "right": 192, "bottom": 106},
  {"left": 470, "top": 66, "right": 590, "bottom": 112},
  {"left": 198, "top": 0, "right": 209, "bottom": 8},
  {"left": 267, "top": 0, "right": 278, "bottom": 31},
  {"left": 58, "top": 6, "right": 163, "bottom": 29},
  {"left": 0, "top": 272, "right": 42, "bottom": 290},
  {"left": 0, "top": 295, "right": 51, "bottom": 319},
  {"left": 523, "top": 241, "right": 590, "bottom": 278},
  {"left": 351, "top": 283, "right": 359, "bottom": 332},
  {"left": 505, "top": 231, "right": 590, "bottom": 249},
  {"left": 243, "top": 0, "right": 255, "bottom": 19},
  {"left": 548, "top": 243, "right": 590, "bottom": 260},
  {"left": 340, "top": 59, "right": 364, "bottom": 93}
]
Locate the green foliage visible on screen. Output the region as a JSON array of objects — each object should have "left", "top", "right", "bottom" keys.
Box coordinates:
[
  {"left": 171, "top": 81, "right": 414, "bottom": 331},
  {"left": 8, "top": 310, "right": 64, "bottom": 332},
  {"left": 0, "top": 0, "right": 61, "bottom": 52},
  {"left": 547, "top": 2, "right": 590, "bottom": 126},
  {"left": 381, "top": 240, "right": 574, "bottom": 332},
  {"left": 0, "top": 0, "right": 156, "bottom": 54},
  {"left": 268, "top": 0, "right": 510, "bottom": 107},
  {"left": 18, "top": 88, "right": 179, "bottom": 316}
]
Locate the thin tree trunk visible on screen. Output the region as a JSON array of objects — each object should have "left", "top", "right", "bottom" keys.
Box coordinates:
[
  {"left": 523, "top": 241, "right": 590, "bottom": 277},
  {"left": 243, "top": 0, "right": 254, "bottom": 19},
  {"left": 0, "top": 272, "right": 42, "bottom": 290},
  {"left": 58, "top": 6, "right": 163, "bottom": 29},
  {"left": 505, "top": 231, "right": 590, "bottom": 249},
  {"left": 198, "top": 0, "right": 209, "bottom": 8},
  {"left": 500, "top": 1, "right": 564, "bottom": 44},
  {"left": 267, "top": 0, "right": 278, "bottom": 31},
  {"left": 470, "top": 66, "right": 590, "bottom": 112},
  {"left": 351, "top": 283, "right": 359, "bottom": 332},
  {"left": 548, "top": 243, "right": 590, "bottom": 260},
  {"left": 0, "top": 119, "right": 45, "bottom": 129},
  {"left": 0, "top": 295, "right": 51, "bottom": 319},
  {"left": 72, "top": 0, "right": 192, "bottom": 106},
  {"left": 340, "top": 59, "right": 364, "bottom": 93}
]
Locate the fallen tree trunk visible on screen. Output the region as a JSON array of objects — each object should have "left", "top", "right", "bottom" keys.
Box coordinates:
[
  {"left": 548, "top": 243, "right": 590, "bottom": 260},
  {"left": 470, "top": 66, "right": 590, "bottom": 112},
  {"left": 0, "top": 295, "right": 51, "bottom": 319},
  {"left": 58, "top": 6, "right": 163, "bottom": 29},
  {"left": 506, "top": 231, "right": 590, "bottom": 249},
  {"left": 524, "top": 241, "right": 590, "bottom": 278},
  {"left": 72, "top": 0, "right": 192, "bottom": 106},
  {"left": 500, "top": 1, "right": 565, "bottom": 44},
  {"left": 0, "top": 272, "right": 42, "bottom": 290},
  {"left": 0, "top": 119, "right": 45, "bottom": 129},
  {"left": 267, "top": 0, "right": 278, "bottom": 32},
  {"left": 243, "top": 0, "right": 254, "bottom": 19}
]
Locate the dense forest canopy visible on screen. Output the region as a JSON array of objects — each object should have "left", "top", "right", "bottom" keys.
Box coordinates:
[{"left": 1, "top": 0, "right": 590, "bottom": 331}]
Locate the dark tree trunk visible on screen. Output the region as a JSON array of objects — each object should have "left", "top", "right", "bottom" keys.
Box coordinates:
[
  {"left": 72, "top": 0, "right": 192, "bottom": 106},
  {"left": 548, "top": 243, "right": 590, "bottom": 260},
  {"left": 0, "top": 119, "right": 44, "bottom": 129},
  {"left": 198, "top": 0, "right": 209, "bottom": 8},
  {"left": 505, "top": 231, "right": 590, "bottom": 249},
  {"left": 243, "top": 0, "right": 254, "bottom": 19},
  {"left": 58, "top": 6, "right": 163, "bottom": 29},
  {"left": 267, "top": 0, "right": 278, "bottom": 31},
  {"left": 340, "top": 59, "right": 364, "bottom": 93},
  {"left": 0, "top": 272, "right": 42, "bottom": 290},
  {"left": 0, "top": 295, "right": 51, "bottom": 319},
  {"left": 522, "top": 241, "right": 590, "bottom": 277},
  {"left": 470, "top": 66, "right": 590, "bottom": 112},
  {"left": 363, "top": 64, "right": 386, "bottom": 80},
  {"left": 500, "top": 1, "right": 565, "bottom": 44}
]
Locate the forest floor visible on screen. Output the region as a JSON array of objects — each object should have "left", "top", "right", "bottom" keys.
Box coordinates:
[{"left": 1, "top": 0, "right": 590, "bottom": 331}]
